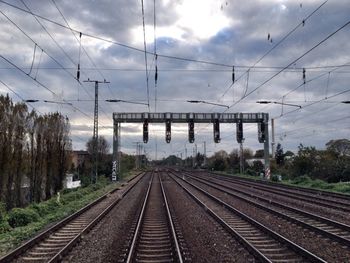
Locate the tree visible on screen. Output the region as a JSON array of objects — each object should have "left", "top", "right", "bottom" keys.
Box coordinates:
[
  {"left": 275, "top": 143, "right": 285, "bottom": 166},
  {"left": 326, "top": 139, "right": 350, "bottom": 156},
  {"left": 254, "top": 149, "right": 264, "bottom": 158},
  {"left": 86, "top": 136, "right": 111, "bottom": 176},
  {"left": 243, "top": 148, "right": 254, "bottom": 159},
  {"left": 209, "top": 150, "right": 229, "bottom": 171},
  {"left": 0, "top": 95, "right": 72, "bottom": 209}
]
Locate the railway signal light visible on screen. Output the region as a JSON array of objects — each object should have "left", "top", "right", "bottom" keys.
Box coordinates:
[
  {"left": 165, "top": 119, "right": 171, "bottom": 143},
  {"left": 188, "top": 119, "right": 195, "bottom": 143},
  {"left": 236, "top": 120, "right": 243, "bottom": 143},
  {"left": 143, "top": 120, "right": 149, "bottom": 143},
  {"left": 213, "top": 119, "right": 220, "bottom": 143},
  {"left": 258, "top": 122, "right": 267, "bottom": 143}
]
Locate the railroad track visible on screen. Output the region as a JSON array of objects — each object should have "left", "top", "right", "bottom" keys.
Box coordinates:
[
  {"left": 168, "top": 172, "right": 326, "bottom": 263},
  {"left": 0, "top": 172, "right": 147, "bottom": 263},
  {"left": 122, "top": 172, "right": 184, "bottom": 263},
  {"left": 179, "top": 171, "right": 350, "bottom": 248},
  {"left": 203, "top": 171, "right": 350, "bottom": 212}
]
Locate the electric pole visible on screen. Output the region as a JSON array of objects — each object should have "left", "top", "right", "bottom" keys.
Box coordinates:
[
  {"left": 240, "top": 139, "right": 245, "bottom": 174},
  {"left": 83, "top": 79, "right": 110, "bottom": 183},
  {"left": 271, "top": 118, "right": 275, "bottom": 159},
  {"left": 203, "top": 141, "right": 207, "bottom": 167}
]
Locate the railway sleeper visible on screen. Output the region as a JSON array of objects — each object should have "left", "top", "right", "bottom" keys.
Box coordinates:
[{"left": 22, "top": 256, "right": 51, "bottom": 261}]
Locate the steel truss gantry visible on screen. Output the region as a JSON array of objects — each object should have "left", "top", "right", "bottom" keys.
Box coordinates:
[{"left": 112, "top": 112, "right": 271, "bottom": 180}]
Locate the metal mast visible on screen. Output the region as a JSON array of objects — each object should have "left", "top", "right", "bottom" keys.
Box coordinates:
[{"left": 83, "top": 79, "right": 110, "bottom": 183}]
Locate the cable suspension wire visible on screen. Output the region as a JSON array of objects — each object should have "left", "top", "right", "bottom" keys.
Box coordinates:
[
  {"left": 1, "top": 55, "right": 113, "bottom": 133},
  {"left": 0, "top": 78, "right": 44, "bottom": 114},
  {"left": 0, "top": 0, "right": 327, "bottom": 70},
  {"left": 2, "top": 65, "right": 350, "bottom": 72},
  {"left": 276, "top": 87, "right": 350, "bottom": 119},
  {"left": 140, "top": 0, "right": 150, "bottom": 111},
  {"left": 280, "top": 61, "right": 350, "bottom": 101},
  {"left": 216, "top": 0, "right": 329, "bottom": 103},
  {"left": 228, "top": 19, "right": 350, "bottom": 110},
  {"left": 27, "top": 43, "right": 37, "bottom": 76},
  {"left": 51, "top": 0, "right": 117, "bottom": 116},
  {"left": 153, "top": 0, "right": 158, "bottom": 112},
  {"left": 0, "top": 8, "right": 112, "bottom": 121},
  {"left": 20, "top": 0, "right": 77, "bottom": 66},
  {"left": 0, "top": 9, "right": 95, "bottom": 97}
]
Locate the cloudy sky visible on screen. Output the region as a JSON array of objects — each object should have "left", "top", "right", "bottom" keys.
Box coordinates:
[{"left": 0, "top": 0, "right": 349, "bottom": 159}]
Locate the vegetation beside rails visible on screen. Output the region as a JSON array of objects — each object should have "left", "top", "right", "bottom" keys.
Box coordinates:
[
  {"left": 0, "top": 176, "right": 120, "bottom": 257},
  {"left": 282, "top": 175, "right": 350, "bottom": 195},
  {"left": 211, "top": 170, "right": 350, "bottom": 195}
]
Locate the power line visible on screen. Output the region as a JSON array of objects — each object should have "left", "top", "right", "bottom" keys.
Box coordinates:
[
  {"left": 140, "top": 0, "right": 150, "bottom": 111},
  {"left": 153, "top": 0, "right": 158, "bottom": 112},
  {"left": 1, "top": 54, "right": 94, "bottom": 116},
  {"left": 0, "top": 78, "right": 43, "bottom": 114},
  {"left": 276, "top": 87, "right": 350, "bottom": 119},
  {"left": 50, "top": 0, "right": 116, "bottom": 114},
  {"left": 0, "top": 8, "right": 113, "bottom": 121},
  {"left": 2, "top": 65, "right": 350, "bottom": 72},
  {"left": 0, "top": 0, "right": 289, "bottom": 69},
  {"left": 216, "top": 0, "right": 329, "bottom": 103},
  {"left": 281, "top": 61, "right": 350, "bottom": 100},
  {"left": 228, "top": 19, "right": 350, "bottom": 110},
  {"left": 20, "top": 0, "right": 77, "bottom": 66}
]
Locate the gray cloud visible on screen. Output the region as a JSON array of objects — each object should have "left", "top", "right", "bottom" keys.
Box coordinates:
[{"left": 0, "top": 0, "right": 349, "bottom": 158}]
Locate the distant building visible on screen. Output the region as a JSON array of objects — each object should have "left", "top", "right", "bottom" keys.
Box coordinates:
[
  {"left": 71, "top": 150, "right": 89, "bottom": 169},
  {"left": 64, "top": 173, "right": 81, "bottom": 189}
]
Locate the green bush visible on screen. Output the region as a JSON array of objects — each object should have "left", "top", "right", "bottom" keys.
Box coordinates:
[
  {"left": 7, "top": 208, "right": 40, "bottom": 228},
  {"left": 0, "top": 202, "right": 6, "bottom": 222},
  {"left": 271, "top": 174, "right": 280, "bottom": 182},
  {"left": 0, "top": 220, "right": 11, "bottom": 234},
  {"left": 291, "top": 175, "right": 312, "bottom": 185}
]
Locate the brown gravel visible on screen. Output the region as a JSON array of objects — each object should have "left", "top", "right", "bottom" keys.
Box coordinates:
[
  {"left": 63, "top": 173, "right": 151, "bottom": 263},
  {"left": 162, "top": 174, "right": 255, "bottom": 263},
  {"left": 184, "top": 174, "right": 350, "bottom": 262}
]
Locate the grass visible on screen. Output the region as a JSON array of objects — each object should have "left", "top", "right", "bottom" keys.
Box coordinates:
[
  {"left": 283, "top": 175, "right": 350, "bottom": 195},
  {"left": 0, "top": 171, "right": 141, "bottom": 257}
]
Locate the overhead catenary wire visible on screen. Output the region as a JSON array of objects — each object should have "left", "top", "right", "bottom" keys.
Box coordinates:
[
  {"left": 2, "top": 65, "right": 349, "bottom": 72},
  {"left": 228, "top": 19, "right": 350, "bottom": 110},
  {"left": 1, "top": 0, "right": 348, "bottom": 151},
  {"left": 0, "top": 78, "right": 43, "bottom": 114},
  {"left": 2, "top": 54, "right": 115, "bottom": 134},
  {"left": 280, "top": 61, "right": 350, "bottom": 101},
  {"left": 20, "top": 0, "right": 77, "bottom": 67},
  {"left": 154, "top": 0, "right": 158, "bottom": 112},
  {"left": 0, "top": 0, "right": 327, "bottom": 70},
  {"left": 216, "top": 0, "right": 329, "bottom": 103},
  {"left": 27, "top": 43, "right": 37, "bottom": 76},
  {"left": 0, "top": 8, "right": 112, "bottom": 121},
  {"left": 140, "top": 0, "right": 150, "bottom": 111},
  {"left": 276, "top": 87, "right": 350, "bottom": 119},
  {"left": 193, "top": 0, "right": 331, "bottom": 137},
  {"left": 51, "top": 0, "right": 116, "bottom": 105}
]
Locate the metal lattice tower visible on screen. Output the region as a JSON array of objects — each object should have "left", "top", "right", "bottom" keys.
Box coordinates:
[{"left": 83, "top": 79, "right": 110, "bottom": 183}]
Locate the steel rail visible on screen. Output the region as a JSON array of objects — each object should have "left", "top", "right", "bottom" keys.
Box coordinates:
[
  {"left": 49, "top": 172, "right": 148, "bottom": 263},
  {"left": 169, "top": 172, "right": 326, "bottom": 263},
  {"left": 184, "top": 172, "right": 350, "bottom": 247},
  {"left": 126, "top": 173, "right": 154, "bottom": 263},
  {"left": 168, "top": 173, "right": 272, "bottom": 263},
  {"left": 159, "top": 173, "right": 184, "bottom": 263},
  {"left": 209, "top": 171, "right": 350, "bottom": 201},
  {"left": 0, "top": 171, "right": 146, "bottom": 263},
  {"left": 206, "top": 171, "right": 350, "bottom": 210}
]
